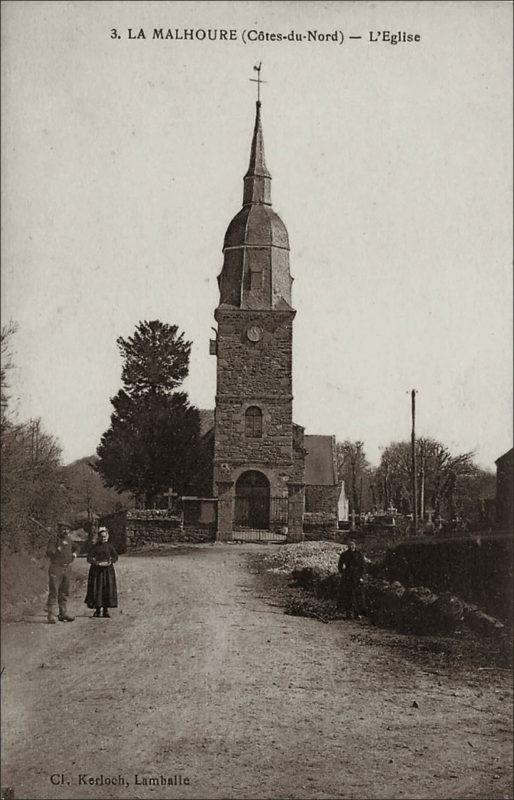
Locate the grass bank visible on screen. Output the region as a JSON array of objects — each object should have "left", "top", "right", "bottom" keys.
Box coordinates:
[{"left": 1, "top": 548, "right": 86, "bottom": 621}]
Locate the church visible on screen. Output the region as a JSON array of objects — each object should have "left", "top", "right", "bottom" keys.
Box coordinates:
[{"left": 198, "top": 92, "right": 343, "bottom": 544}]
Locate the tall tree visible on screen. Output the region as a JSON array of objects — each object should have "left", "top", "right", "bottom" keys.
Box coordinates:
[
  {"left": 59, "top": 455, "right": 134, "bottom": 523},
  {"left": 1, "top": 321, "right": 17, "bottom": 429},
  {"left": 96, "top": 321, "right": 207, "bottom": 506},
  {"left": 1, "top": 324, "right": 67, "bottom": 550},
  {"left": 375, "top": 438, "right": 476, "bottom": 518},
  {"left": 458, "top": 466, "right": 496, "bottom": 522},
  {"left": 336, "top": 440, "right": 372, "bottom": 515},
  {"left": 117, "top": 320, "right": 191, "bottom": 397},
  {"left": 1, "top": 417, "right": 66, "bottom": 550}
]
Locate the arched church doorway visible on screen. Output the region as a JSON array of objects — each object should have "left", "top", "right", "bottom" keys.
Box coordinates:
[{"left": 234, "top": 471, "right": 270, "bottom": 530}]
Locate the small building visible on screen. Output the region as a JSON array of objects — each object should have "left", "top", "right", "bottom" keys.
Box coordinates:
[
  {"left": 495, "top": 447, "right": 513, "bottom": 531},
  {"left": 303, "top": 435, "right": 343, "bottom": 535}
]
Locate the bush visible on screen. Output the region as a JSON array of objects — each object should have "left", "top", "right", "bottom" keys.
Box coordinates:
[
  {"left": 382, "top": 537, "right": 513, "bottom": 624},
  {"left": 1, "top": 419, "right": 66, "bottom": 552}
]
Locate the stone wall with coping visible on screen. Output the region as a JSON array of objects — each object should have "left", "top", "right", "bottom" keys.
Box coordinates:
[
  {"left": 125, "top": 510, "right": 214, "bottom": 547},
  {"left": 303, "top": 510, "right": 339, "bottom": 541}
]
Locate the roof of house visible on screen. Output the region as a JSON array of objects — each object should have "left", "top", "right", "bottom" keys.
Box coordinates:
[
  {"left": 495, "top": 447, "right": 513, "bottom": 466},
  {"left": 198, "top": 409, "right": 215, "bottom": 437},
  {"left": 304, "top": 435, "right": 338, "bottom": 486}
]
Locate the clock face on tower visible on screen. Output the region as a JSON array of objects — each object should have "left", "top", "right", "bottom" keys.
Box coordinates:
[{"left": 246, "top": 326, "right": 262, "bottom": 342}]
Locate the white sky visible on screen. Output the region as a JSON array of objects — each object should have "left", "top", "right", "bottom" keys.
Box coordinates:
[{"left": 1, "top": 1, "right": 512, "bottom": 470}]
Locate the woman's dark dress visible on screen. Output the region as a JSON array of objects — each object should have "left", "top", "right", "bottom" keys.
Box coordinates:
[{"left": 85, "top": 542, "right": 118, "bottom": 609}]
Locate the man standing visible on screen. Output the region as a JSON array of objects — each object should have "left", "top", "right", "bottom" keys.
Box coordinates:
[
  {"left": 338, "top": 540, "right": 366, "bottom": 620},
  {"left": 46, "top": 522, "right": 77, "bottom": 623}
]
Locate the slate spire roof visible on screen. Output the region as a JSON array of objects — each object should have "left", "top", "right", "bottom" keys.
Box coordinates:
[
  {"left": 243, "top": 101, "right": 272, "bottom": 206},
  {"left": 217, "top": 100, "right": 293, "bottom": 310}
]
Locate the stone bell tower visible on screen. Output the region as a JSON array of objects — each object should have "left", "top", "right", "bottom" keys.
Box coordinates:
[{"left": 212, "top": 97, "right": 305, "bottom": 541}]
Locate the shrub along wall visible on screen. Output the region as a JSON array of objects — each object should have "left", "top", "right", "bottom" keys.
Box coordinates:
[
  {"left": 290, "top": 565, "right": 510, "bottom": 656},
  {"left": 382, "top": 536, "right": 513, "bottom": 624}
]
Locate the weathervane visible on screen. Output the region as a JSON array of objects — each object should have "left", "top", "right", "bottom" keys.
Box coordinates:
[{"left": 250, "top": 62, "right": 267, "bottom": 103}]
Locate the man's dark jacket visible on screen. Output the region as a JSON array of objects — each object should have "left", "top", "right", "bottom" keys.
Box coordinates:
[{"left": 338, "top": 549, "right": 365, "bottom": 583}]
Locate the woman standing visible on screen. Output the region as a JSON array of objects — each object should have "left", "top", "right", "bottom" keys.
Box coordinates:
[{"left": 85, "top": 526, "right": 118, "bottom": 618}]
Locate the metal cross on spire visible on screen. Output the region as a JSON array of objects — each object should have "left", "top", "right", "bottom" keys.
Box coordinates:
[{"left": 250, "top": 62, "right": 267, "bottom": 103}]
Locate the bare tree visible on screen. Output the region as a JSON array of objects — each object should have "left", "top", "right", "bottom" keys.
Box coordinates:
[
  {"left": 1, "top": 321, "right": 18, "bottom": 428},
  {"left": 374, "top": 438, "right": 475, "bottom": 518},
  {"left": 1, "top": 324, "right": 66, "bottom": 551},
  {"left": 336, "top": 440, "right": 372, "bottom": 515},
  {"left": 1, "top": 417, "right": 65, "bottom": 550}
]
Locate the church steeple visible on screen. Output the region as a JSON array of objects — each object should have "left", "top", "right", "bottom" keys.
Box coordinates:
[
  {"left": 212, "top": 76, "right": 301, "bottom": 544},
  {"left": 243, "top": 101, "right": 272, "bottom": 206},
  {"left": 217, "top": 93, "right": 292, "bottom": 310}
]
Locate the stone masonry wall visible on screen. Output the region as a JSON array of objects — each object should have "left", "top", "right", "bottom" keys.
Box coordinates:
[
  {"left": 214, "top": 309, "right": 293, "bottom": 399},
  {"left": 213, "top": 303, "right": 297, "bottom": 538},
  {"left": 126, "top": 513, "right": 214, "bottom": 547},
  {"left": 215, "top": 398, "right": 293, "bottom": 465},
  {"left": 302, "top": 514, "right": 339, "bottom": 540},
  {"left": 305, "top": 484, "right": 340, "bottom": 516},
  {"left": 214, "top": 308, "right": 295, "bottom": 494},
  {"left": 291, "top": 423, "right": 306, "bottom": 484},
  {"left": 303, "top": 484, "right": 339, "bottom": 540}
]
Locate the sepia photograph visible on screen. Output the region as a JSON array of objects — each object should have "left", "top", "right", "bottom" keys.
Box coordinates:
[{"left": 1, "top": 1, "right": 512, "bottom": 799}]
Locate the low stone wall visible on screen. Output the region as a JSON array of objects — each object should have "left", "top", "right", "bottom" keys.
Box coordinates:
[
  {"left": 303, "top": 512, "right": 338, "bottom": 540},
  {"left": 126, "top": 511, "right": 214, "bottom": 547},
  {"left": 127, "top": 509, "right": 181, "bottom": 521},
  {"left": 172, "top": 527, "right": 216, "bottom": 543}
]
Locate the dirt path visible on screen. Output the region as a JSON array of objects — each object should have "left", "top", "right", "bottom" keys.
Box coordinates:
[{"left": 1, "top": 545, "right": 512, "bottom": 800}]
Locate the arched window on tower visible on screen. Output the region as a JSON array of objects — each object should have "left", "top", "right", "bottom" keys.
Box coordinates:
[{"left": 245, "top": 406, "right": 263, "bottom": 438}]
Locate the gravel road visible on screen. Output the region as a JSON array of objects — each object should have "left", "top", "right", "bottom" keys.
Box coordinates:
[{"left": 1, "top": 545, "right": 512, "bottom": 800}]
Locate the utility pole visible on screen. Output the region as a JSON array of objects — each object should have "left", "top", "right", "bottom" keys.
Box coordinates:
[
  {"left": 419, "top": 439, "right": 425, "bottom": 528},
  {"left": 411, "top": 389, "right": 418, "bottom": 535}
]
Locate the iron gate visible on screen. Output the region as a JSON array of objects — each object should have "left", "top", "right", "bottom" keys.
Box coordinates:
[
  {"left": 271, "top": 496, "right": 288, "bottom": 525},
  {"left": 234, "top": 494, "right": 269, "bottom": 529},
  {"left": 234, "top": 495, "right": 288, "bottom": 530}
]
